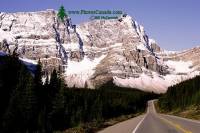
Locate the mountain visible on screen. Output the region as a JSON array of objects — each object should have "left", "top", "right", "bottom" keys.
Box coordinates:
[{"left": 0, "top": 9, "right": 199, "bottom": 93}]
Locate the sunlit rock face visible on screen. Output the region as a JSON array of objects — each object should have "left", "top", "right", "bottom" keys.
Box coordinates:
[{"left": 0, "top": 10, "right": 199, "bottom": 93}]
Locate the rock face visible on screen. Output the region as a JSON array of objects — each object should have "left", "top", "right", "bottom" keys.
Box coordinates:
[
  {"left": 149, "top": 39, "right": 161, "bottom": 53},
  {"left": 0, "top": 9, "right": 199, "bottom": 93},
  {"left": 158, "top": 47, "right": 200, "bottom": 71},
  {"left": 0, "top": 10, "right": 84, "bottom": 74}
]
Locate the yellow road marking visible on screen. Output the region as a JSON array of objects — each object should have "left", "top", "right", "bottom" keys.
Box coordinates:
[{"left": 159, "top": 116, "right": 192, "bottom": 133}]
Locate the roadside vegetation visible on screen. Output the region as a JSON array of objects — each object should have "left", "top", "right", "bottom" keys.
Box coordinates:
[
  {"left": 158, "top": 75, "right": 200, "bottom": 120},
  {"left": 0, "top": 55, "right": 158, "bottom": 133}
]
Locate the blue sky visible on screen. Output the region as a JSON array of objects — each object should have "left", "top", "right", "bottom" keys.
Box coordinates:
[{"left": 1, "top": 0, "right": 200, "bottom": 51}]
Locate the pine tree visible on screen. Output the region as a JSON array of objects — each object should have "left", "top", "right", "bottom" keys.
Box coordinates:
[
  {"left": 35, "top": 60, "right": 42, "bottom": 87},
  {"left": 3, "top": 66, "right": 38, "bottom": 132},
  {"left": 49, "top": 69, "right": 59, "bottom": 97},
  {"left": 35, "top": 60, "right": 43, "bottom": 107},
  {"left": 0, "top": 56, "right": 21, "bottom": 131},
  {"left": 50, "top": 79, "right": 66, "bottom": 130},
  {"left": 21, "top": 75, "right": 38, "bottom": 132},
  {"left": 38, "top": 74, "right": 49, "bottom": 133},
  {"left": 57, "top": 5, "right": 67, "bottom": 22},
  {"left": 44, "top": 74, "right": 49, "bottom": 87},
  {"left": 46, "top": 69, "right": 60, "bottom": 132}
]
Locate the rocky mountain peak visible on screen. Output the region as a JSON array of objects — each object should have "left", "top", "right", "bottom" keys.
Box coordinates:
[{"left": 0, "top": 10, "right": 199, "bottom": 93}]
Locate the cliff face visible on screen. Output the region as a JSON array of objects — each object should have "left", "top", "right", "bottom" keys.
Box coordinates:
[
  {"left": 158, "top": 47, "right": 200, "bottom": 71},
  {"left": 0, "top": 10, "right": 199, "bottom": 93},
  {"left": 0, "top": 9, "right": 85, "bottom": 74}
]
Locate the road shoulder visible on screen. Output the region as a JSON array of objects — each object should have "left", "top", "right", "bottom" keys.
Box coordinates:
[{"left": 98, "top": 114, "right": 145, "bottom": 133}]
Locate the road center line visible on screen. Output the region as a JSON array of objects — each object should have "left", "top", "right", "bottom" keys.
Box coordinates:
[
  {"left": 132, "top": 114, "right": 147, "bottom": 133},
  {"left": 158, "top": 115, "right": 192, "bottom": 133}
]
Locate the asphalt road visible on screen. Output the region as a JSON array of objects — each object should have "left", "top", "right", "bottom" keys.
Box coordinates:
[{"left": 98, "top": 100, "right": 200, "bottom": 133}]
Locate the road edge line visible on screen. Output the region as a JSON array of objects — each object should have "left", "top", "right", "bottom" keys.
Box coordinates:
[
  {"left": 162, "top": 114, "right": 200, "bottom": 124},
  {"left": 158, "top": 115, "right": 192, "bottom": 133},
  {"left": 152, "top": 100, "right": 156, "bottom": 113},
  {"left": 132, "top": 114, "right": 147, "bottom": 133}
]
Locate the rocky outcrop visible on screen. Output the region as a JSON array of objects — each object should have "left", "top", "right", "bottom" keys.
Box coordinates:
[
  {"left": 149, "top": 39, "right": 161, "bottom": 53},
  {"left": 0, "top": 10, "right": 84, "bottom": 75},
  {"left": 0, "top": 29, "right": 18, "bottom": 54},
  {"left": 157, "top": 47, "right": 200, "bottom": 71}
]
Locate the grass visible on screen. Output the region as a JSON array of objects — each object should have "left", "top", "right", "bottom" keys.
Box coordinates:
[
  {"left": 58, "top": 113, "right": 143, "bottom": 133},
  {"left": 155, "top": 101, "right": 200, "bottom": 121},
  {"left": 169, "top": 106, "right": 200, "bottom": 120}
]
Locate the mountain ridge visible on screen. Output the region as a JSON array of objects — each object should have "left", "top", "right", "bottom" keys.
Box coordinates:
[{"left": 0, "top": 9, "right": 199, "bottom": 93}]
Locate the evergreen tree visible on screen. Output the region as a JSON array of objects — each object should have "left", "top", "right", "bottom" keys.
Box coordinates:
[
  {"left": 35, "top": 60, "right": 43, "bottom": 107},
  {"left": 0, "top": 55, "right": 159, "bottom": 132},
  {"left": 57, "top": 5, "right": 67, "bottom": 22},
  {"left": 44, "top": 74, "right": 49, "bottom": 87},
  {"left": 50, "top": 79, "right": 66, "bottom": 130},
  {"left": 0, "top": 56, "right": 21, "bottom": 130},
  {"left": 46, "top": 69, "right": 60, "bottom": 132},
  {"left": 49, "top": 69, "right": 60, "bottom": 97},
  {"left": 21, "top": 74, "right": 38, "bottom": 132},
  {"left": 35, "top": 60, "right": 42, "bottom": 87},
  {"left": 158, "top": 75, "right": 200, "bottom": 111},
  {"left": 3, "top": 66, "right": 38, "bottom": 132}
]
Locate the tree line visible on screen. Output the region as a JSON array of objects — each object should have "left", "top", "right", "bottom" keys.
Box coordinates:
[
  {"left": 0, "top": 55, "right": 157, "bottom": 133},
  {"left": 158, "top": 75, "right": 200, "bottom": 111}
]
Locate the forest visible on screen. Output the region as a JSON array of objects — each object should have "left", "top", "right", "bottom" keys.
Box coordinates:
[
  {"left": 0, "top": 55, "right": 157, "bottom": 133},
  {"left": 158, "top": 75, "right": 200, "bottom": 111}
]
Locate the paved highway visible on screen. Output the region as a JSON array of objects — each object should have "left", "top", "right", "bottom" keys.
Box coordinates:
[{"left": 99, "top": 100, "right": 200, "bottom": 133}]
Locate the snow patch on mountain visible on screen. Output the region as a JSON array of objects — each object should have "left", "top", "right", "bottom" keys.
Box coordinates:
[
  {"left": 165, "top": 60, "right": 193, "bottom": 73},
  {"left": 136, "top": 42, "right": 148, "bottom": 51},
  {"left": 113, "top": 72, "right": 168, "bottom": 93},
  {"left": 164, "top": 71, "right": 200, "bottom": 87},
  {"left": 112, "top": 58, "right": 199, "bottom": 93},
  {"left": 0, "top": 29, "right": 15, "bottom": 43},
  {"left": 149, "top": 39, "right": 156, "bottom": 46},
  {"left": 113, "top": 69, "right": 200, "bottom": 93},
  {"left": 76, "top": 27, "right": 91, "bottom": 42},
  {"left": 63, "top": 43, "right": 80, "bottom": 51},
  {"left": 19, "top": 57, "right": 38, "bottom": 65},
  {"left": 64, "top": 54, "right": 107, "bottom": 88}
]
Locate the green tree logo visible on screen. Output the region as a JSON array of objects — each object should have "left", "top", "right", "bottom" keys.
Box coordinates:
[{"left": 57, "top": 5, "right": 68, "bottom": 22}]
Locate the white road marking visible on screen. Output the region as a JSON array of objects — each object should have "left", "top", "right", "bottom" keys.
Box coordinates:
[
  {"left": 133, "top": 99, "right": 200, "bottom": 133},
  {"left": 132, "top": 114, "right": 147, "bottom": 133},
  {"left": 132, "top": 100, "right": 153, "bottom": 133}
]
